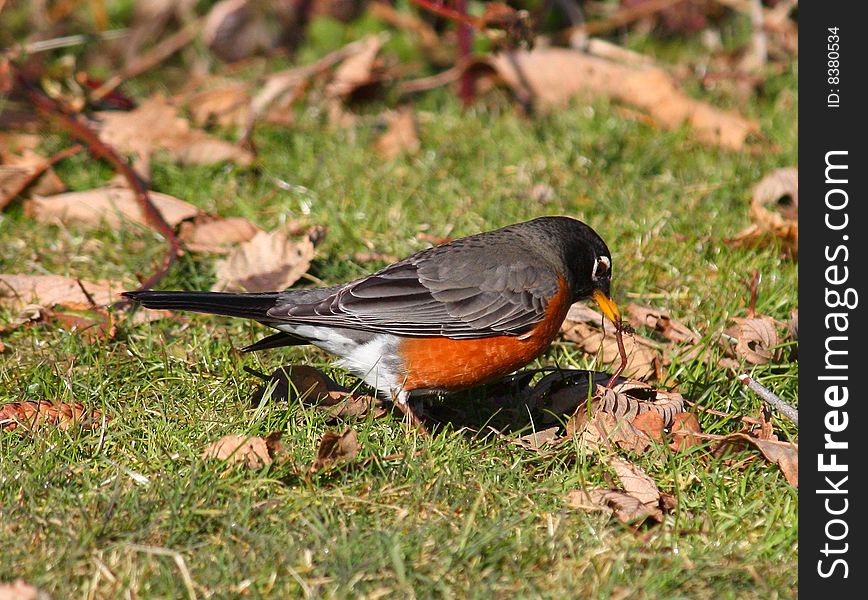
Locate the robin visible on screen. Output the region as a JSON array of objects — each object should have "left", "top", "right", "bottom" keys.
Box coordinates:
[{"left": 124, "top": 216, "right": 621, "bottom": 426}]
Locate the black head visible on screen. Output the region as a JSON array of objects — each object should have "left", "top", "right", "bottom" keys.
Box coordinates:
[{"left": 518, "top": 216, "right": 620, "bottom": 323}]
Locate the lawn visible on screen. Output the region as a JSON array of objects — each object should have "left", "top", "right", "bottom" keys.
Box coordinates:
[{"left": 1, "top": 7, "right": 797, "bottom": 599}]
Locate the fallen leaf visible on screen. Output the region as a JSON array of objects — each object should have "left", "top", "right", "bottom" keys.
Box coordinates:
[
  {"left": 721, "top": 315, "right": 780, "bottom": 366},
  {"left": 325, "top": 34, "right": 386, "bottom": 126},
  {"left": 566, "top": 488, "right": 660, "bottom": 524},
  {"left": 178, "top": 215, "right": 263, "bottom": 254},
  {"left": 94, "top": 95, "right": 254, "bottom": 170},
  {"left": 325, "top": 35, "right": 385, "bottom": 99},
  {"left": 512, "top": 425, "right": 561, "bottom": 452},
  {"left": 202, "top": 0, "right": 281, "bottom": 62},
  {"left": 0, "top": 148, "right": 66, "bottom": 210},
  {"left": 626, "top": 303, "right": 700, "bottom": 344},
  {"left": 375, "top": 107, "right": 420, "bottom": 159},
  {"left": 484, "top": 48, "right": 759, "bottom": 150},
  {"left": 0, "top": 401, "right": 108, "bottom": 432},
  {"left": 712, "top": 433, "right": 798, "bottom": 487},
  {"left": 0, "top": 274, "right": 119, "bottom": 311},
  {"left": 728, "top": 167, "right": 798, "bottom": 257},
  {"left": 26, "top": 187, "right": 201, "bottom": 230},
  {"left": 309, "top": 428, "right": 360, "bottom": 473},
  {"left": 669, "top": 412, "right": 702, "bottom": 451},
  {"left": 212, "top": 229, "right": 315, "bottom": 292},
  {"left": 607, "top": 456, "right": 661, "bottom": 508},
  {"left": 631, "top": 410, "right": 664, "bottom": 441},
  {"left": 202, "top": 434, "right": 273, "bottom": 469},
  {"left": 183, "top": 81, "right": 252, "bottom": 129},
  {"left": 570, "top": 409, "right": 651, "bottom": 454}
]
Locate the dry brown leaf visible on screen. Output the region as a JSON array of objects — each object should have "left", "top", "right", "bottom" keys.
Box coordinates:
[
  {"left": 309, "top": 428, "right": 360, "bottom": 473},
  {"left": 326, "top": 35, "right": 384, "bottom": 99},
  {"left": 212, "top": 229, "right": 315, "bottom": 292},
  {"left": 631, "top": 410, "right": 664, "bottom": 441},
  {"left": 178, "top": 215, "right": 262, "bottom": 254},
  {"left": 184, "top": 82, "right": 252, "bottom": 128},
  {"left": 566, "top": 488, "right": 660, "bottom": 524},
  {"left": 375, "top": 108, "right": 420, "bottom": 159},
  {"left": 607, "top": 456, "right": 661, "bottom": 508},
  {"left": 626, "top": 303, "right": 700, "bottom": 344},
  {"left": 485, "top": 48, "right": 758, "bottom": 150},
  {"left": 202, "top": 434, "right": 273, "bottom": 469},
  {"left": 570, "top": 409, "right": 651, "bottom": 454},
  {"left": 0, "top": 274, "right": 119, "bottom": 311},
  {"left": 94, "top": 95, "right": 254, "bottom": 169},
  {"left": 669, "top": 412, "right": 702, "bottom": 451},
  {"left": 728, "top": 167, "right": 798, "bottom": 257},
  {"left": 712, "top": 433, "right": 798, "bottom": 487},
  {"left": 0, "top": 149, "right": 67, "bottom": 210},
  {"left": 0, "top": 401, "right": 108, "bottom": 432},
  {"left": 722, "top": 315, "right": 780, "bottom": 366},
  {"left": 512, "top": 426, "right": 561, "bottom": 452},
  {"left": 325, "top": 34, "right": 385, "bottom": 126},
  {"left": 26, "top": 187, "right": 201, "bottom": 230}
]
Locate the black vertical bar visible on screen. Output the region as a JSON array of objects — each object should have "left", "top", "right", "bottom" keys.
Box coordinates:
[{"left": 800, "top": 2, "right": 866, "bottom": 595}]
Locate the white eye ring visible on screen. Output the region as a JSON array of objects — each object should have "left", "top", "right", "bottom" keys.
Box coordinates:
[{"left": 592, "top": 256, "right": 611, "bottom": 279}]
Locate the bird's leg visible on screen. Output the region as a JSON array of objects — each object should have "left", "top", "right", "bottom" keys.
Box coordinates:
[{"left": 393, "top": 389, "right": 428, "bottom": 434}]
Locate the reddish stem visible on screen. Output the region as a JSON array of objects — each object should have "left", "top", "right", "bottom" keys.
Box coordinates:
[
  {"left": 408, "top": 0, "right": 481, "bottom": 28},
  {"left": 20, "top": 76, "right": 182, "bottom": 298},
  {"left": 454, "top": 0, "right": 475, "bottom": 106}
]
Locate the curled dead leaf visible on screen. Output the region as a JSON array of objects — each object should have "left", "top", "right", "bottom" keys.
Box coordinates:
[
  {"left": 712, "top": 433, "right": 798, "bottom": 487},
  {"left": 309, "top": 428, "right": 360, "bottom": 473},
  {"left": 212, "top": 229, "right": 315, "bottom": 292},
  {"left": 0, "top": 401, "right": 108, "bottom": 432},
  {"left": 721, "top": 315, "right": 781, "bottom": 366},
  {"left": 607, "top": 456, "right": 661, "bottom": 507},
  {"left": 728, "top": 167, "right": 798, "bottom": 257}
]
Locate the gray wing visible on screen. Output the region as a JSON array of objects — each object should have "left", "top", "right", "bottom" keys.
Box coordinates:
[{"left": 266, "top": 243, "right": 561, "bottom": 339}]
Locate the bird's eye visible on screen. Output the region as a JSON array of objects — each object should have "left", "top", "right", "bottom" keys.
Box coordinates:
[{"left": 592, "top": 256, "right": 611, "bottom": 279}]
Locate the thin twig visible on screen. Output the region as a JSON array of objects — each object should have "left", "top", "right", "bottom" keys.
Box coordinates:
[
  {"left": 408, "top": 0, "right": 482, "bottom": 29},
  {"left": 455, "top": 0, "right": 475, "bottom": 106},
  {"left": 738, "top": 374, "right": 798, "bottom": 426},
  {"left": 90, "top": 18, "right": 203, "bottom": 102},
  {"left": 21, "top": 77, "right": 182, "bottom": 297}
]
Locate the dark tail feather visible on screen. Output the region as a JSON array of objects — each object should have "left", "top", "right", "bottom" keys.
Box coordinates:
[
  {"left": 242, "top": 331, "right": 307, "bottom": 352},
  {"left": 123, "top": 290, "right": 281, "bottom": 320}
]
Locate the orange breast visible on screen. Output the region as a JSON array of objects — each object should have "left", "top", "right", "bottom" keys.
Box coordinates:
[{"left": 398, "top": 277, "right": 570, "bottom": 391}]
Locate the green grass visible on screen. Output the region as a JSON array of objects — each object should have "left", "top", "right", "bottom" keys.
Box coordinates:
[{"left": 1, "top": 14, "right": 797, "bottom": 599}]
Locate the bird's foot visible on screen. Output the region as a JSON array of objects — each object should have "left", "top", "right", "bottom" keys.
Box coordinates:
[{"left": 393, "top": 390, "right": 428, "bottom": 435}]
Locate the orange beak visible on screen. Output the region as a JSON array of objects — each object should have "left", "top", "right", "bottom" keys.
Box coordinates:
[{"left": 592, "top": 289, "right": 621, "bottom": 325}]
